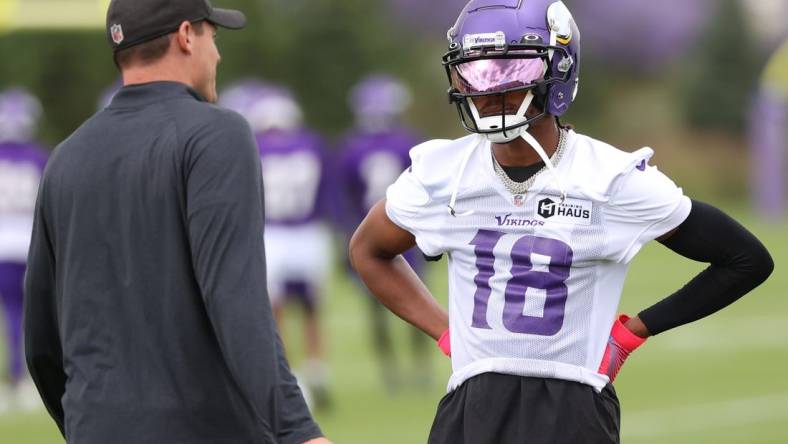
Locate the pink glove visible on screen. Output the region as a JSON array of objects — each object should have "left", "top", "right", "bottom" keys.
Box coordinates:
[
  {"left": 598, "top": 315, "right": 647, "bottom": 383},
  {"left": 437, "top": 329, "right": 451, "bottom": 357}
]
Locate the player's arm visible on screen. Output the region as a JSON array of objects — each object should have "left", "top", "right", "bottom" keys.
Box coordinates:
[
  {"left": 349, "top": 199, "right": 448, "bottom": 341},
  {"left": 601, "top": 199, "right": 773, "bottom": 382},
  {"left": 599, "top": 158, "right": 772, "bottom": 381},
  {"left": 185, "top": 112, "right": 322, "bottom": 442},
  {"left": 23, "top": 180, "right": 67, "bottom": 435},
  {"left": 633, "top": 199, "right": 773, "bottom": 336}
]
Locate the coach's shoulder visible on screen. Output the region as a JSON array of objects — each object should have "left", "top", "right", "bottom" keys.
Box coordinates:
[
  {"left": 179, "top": 102, "right": 256, "bottom": 153},
  {"left": 180, "top": 99, "right": 251, "bottom": 134}
]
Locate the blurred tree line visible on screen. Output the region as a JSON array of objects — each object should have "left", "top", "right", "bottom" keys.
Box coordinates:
[
  {"left": 0, "top": 0, "right": 773, "bottom": 149},
  {"left": 682, "top": 0, "right": 762, "bottom": 133},
  {"left": 0, "top": 0, "right": 449, "bottom": 146}
]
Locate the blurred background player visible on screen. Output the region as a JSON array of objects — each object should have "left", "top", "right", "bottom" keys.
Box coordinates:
[
  {"left": 338, "top": 74, "right": 432, "bottom": 391},
  {"left": 750, "top": 39, "right": 788, "bottom": 220},
  {"left": 220, "top": 80, "right": 334, "bottom": 409},
  {"left": 0, "top": 88, "right": 48, "bottom": 413}
]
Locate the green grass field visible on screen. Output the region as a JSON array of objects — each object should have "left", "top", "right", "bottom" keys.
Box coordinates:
[{"left": 1, "top": 206, "right": 786, "bottom": 443}]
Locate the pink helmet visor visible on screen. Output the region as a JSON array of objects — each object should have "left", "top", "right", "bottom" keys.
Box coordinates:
[{"left": 451, "top": 57, "right": 547, "bottom": 94}]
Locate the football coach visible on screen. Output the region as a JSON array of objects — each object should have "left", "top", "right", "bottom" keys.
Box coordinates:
[{"left": 23, "top": 1, "right": 329, "bottom": 443}]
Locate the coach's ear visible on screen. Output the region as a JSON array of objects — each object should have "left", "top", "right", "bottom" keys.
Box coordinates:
[{"left": 175, "top": 21, "right": 195, "bottom": 55}]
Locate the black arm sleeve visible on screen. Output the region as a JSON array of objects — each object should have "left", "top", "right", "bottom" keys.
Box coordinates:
[
  {"left": 638, "top": 200, "right": 774, "bottom": 335},
  {"left": 186, "top": 112, "right": 320, "bottom": 441},
  {"left": 23, "top": 181, "right": 67, "bottom": 436}
]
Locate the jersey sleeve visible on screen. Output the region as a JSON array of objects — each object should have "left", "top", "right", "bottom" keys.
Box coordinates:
[
  {"left": 385, "top": 166, "right": 446, "bottom": 257},
  {"left": 604, "top": 158, "right": 691, "bottom": 263},
  {"left": 24, "top": 177, "right": 66, "bottom": 436}
]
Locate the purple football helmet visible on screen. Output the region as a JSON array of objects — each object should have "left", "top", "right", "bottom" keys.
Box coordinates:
[
  {"left": 444, "top": 0, "right": 580, "bottom": 143},
  {"left": 219, "top": 79, "right": 303, "bottom": 133},
  {"left": 0, "top": 88, "right": 42, "bottom": 143},
  {"left": 349, "top": 74, "right": 413, "bottom": 132}
]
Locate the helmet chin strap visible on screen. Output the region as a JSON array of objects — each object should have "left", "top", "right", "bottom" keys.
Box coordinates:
[
  {"left": 447, "top": 137, "right": 483, "bottom": 217},
  {"left": 467, "top": 91, "right": 535, "bottom": 144},
  {"left": 473, "top": 89, "right": 568, "bottom": 202},
  {"left": 519, "top": 129, "right": 568, "bottom": 202},
  {"left": 448, "top": 91, "right": 566, "bottom": 217},
  {"left": 448, "top": 93, "right": 535, "bottom": 217}
]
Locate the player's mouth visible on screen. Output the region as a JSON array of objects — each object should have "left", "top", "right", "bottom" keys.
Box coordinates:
[{"left": 479, "top": 106, "right": 520, "bottom": 117}]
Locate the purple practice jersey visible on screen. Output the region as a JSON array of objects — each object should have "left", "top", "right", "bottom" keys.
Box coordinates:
[
  {"left": 257, "top": 129, "right": 333, "bottom": 226},
  {"left": 339, "top": 128, "right": 422, "bottom": 228},
  {"left": 0, "top": 141, "right": 48, "bottom": 262},
  {"left": 338, "top": 128, "right": 425, "bottom": 269}
]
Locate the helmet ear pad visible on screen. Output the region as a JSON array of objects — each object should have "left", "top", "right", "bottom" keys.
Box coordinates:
[
  {"left": 545, "top": 71, "right": 576, "bottom": 116},
  {"left": 531, "top": 82, "right": 549, "bottom": 114}
]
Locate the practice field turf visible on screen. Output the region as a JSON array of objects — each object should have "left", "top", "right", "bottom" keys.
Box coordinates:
[{"left": 1, "top": 206, "right": 785, "bottom": 443}]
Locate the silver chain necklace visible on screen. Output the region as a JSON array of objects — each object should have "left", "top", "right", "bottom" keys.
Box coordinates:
[{"left": 492, "top": 128, "right": 568, "bottom": 195}]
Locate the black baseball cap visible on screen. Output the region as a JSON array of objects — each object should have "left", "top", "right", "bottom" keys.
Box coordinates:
[{"left": 106, "top": 0, "right": 246, "bottom": 51}]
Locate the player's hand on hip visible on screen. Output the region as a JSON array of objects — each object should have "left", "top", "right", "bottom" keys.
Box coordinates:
[
  {"left": 303, "top": 438, "right": 332, "bottom": 444},
  {"left": 437, "top": 329, "right": 451, "bottom": 357},
  {"left": 598, "top": 315, "right": 647, "bottom": 383}
]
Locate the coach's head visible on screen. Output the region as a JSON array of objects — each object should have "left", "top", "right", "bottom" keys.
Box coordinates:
[{"left": 106, "top": 0, "right": 245, "bottom": 103}]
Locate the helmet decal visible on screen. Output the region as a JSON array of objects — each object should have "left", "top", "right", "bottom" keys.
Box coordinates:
[
  {"left": 547, "top": 1, "right": 574, "bottom": 45},
  {"left": 463, "top": 31, "right": 507, "bottom": 52}
]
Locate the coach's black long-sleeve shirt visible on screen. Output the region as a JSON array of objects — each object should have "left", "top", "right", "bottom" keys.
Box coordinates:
[{"left": 24, "top": 81, "right": 321, "bottom": 444}]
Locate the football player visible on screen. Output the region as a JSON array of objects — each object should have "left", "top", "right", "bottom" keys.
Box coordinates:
[
  {"left": 0, "top": 88, "right": 48, "bottom": 412},
  {"left": 220, "top": 81, "right": 334, "bottom": 409},
  {"left": 338, "top": 74, "right": 431, "bottom": 391},
  {"left": 349, "top": 1, "right": 774, "bottom": 443}
]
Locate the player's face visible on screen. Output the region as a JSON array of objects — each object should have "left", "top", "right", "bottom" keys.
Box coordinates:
[
  {"left": 472, "top": 90, "right": 531, "bottom": 118},
  {"left": 450, "top": 55, "right": 546, "bottom": 118},
  {"left": 192, "top": 22, "right": 221, "bottom": 103}
]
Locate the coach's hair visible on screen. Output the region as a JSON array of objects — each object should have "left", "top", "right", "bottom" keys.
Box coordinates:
[{"left": 114, "top": 21, "right": 205, "bottom": 70}]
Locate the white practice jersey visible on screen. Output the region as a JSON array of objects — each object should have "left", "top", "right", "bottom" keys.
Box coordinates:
[
  {"left": 0, "top": 146, "right": 46, "bottom": 262},
  {"left": 385, "top": 130, "right": 690, "bottom": 392}
]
